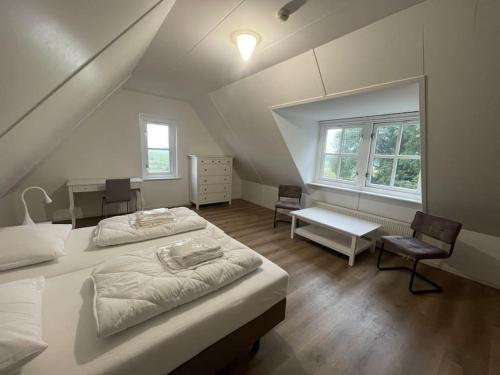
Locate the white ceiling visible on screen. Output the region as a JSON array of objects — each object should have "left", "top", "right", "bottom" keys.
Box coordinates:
[
  {"left": 274, "top": 82, "right": 420, "bottom": 121},
  {"left": 125, "top": 0, "right": 425, "bottom": 100}
]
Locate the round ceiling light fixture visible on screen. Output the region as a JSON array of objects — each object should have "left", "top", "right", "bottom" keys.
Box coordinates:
[{"left": 232, "top": 31, "right": 261, "bottom": 61}]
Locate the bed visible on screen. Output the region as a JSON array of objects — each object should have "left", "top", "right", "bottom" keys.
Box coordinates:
[{"left": 0, "top": 222, "right": 288, "bottom": 374}]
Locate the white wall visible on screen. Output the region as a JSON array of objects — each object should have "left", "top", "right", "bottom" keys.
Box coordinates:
[
  {"left": 0, "top": 0, "right": 176, "bottom": 198},
  {"left": 192, "top": 0, "right": 500, "bottom": 289},
  {"left": 0, "top": 89, "right": 241, "bottom": 226}
]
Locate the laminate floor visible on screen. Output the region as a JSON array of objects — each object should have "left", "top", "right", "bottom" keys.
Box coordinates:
[{"left": 196, "top": 200, "right": 500, "bottom": 375}]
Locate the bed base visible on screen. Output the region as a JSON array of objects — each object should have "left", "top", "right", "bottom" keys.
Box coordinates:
[{"left": 170, "top": 298, "right": 286, "bottom": 375}]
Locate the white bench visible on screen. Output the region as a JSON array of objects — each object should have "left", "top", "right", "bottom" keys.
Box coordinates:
[{"left": 290, "top": 207, "right": 381, "bottom": 266}]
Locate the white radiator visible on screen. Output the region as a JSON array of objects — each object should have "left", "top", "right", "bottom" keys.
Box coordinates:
[{"left": 312, "top": 201, "right": 413, "bottom": 238}]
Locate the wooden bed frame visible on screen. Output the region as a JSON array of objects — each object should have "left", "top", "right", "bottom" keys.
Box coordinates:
[{"left": 170, "top": 298, "right": 287, "bottom": 374}]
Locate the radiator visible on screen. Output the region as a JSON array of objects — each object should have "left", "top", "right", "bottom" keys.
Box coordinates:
[{"left": 312, "top": 201, "right": 413, "bottom": 238}]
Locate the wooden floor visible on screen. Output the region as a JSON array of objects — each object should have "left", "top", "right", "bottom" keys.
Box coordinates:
[{"left": 194, "top": 200, "right": 500, "bottom": 375}]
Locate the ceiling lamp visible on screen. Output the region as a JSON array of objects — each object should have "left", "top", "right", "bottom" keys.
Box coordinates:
[{"left": 233, "top": 31, "right": 260, "bottom": 61}]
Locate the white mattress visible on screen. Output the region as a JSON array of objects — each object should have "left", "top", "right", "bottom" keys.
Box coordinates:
[{"left": 0, "top": 225, "right": 288, "bottom": 375}]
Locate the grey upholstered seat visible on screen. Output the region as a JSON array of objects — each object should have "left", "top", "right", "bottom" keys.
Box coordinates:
[
  {"left": 381, "top": 236, "right": 449, "bottom": 259},
  {"left": 274, "top": 185, "right": 302, "bottom": 227},
  {"left": 378, "top": 211, "right": 462, "bottom": 294},
  {"left": 275, "top": 200, "right": 301, "bottom": 210}
]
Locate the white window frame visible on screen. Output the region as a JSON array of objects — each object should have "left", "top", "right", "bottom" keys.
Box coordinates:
[
  {"left": 366, "top": 119, "right": 421, "bottom": 195},
  {"left": 316, "top": 121, "right": 372, "bottom": 189},
  {"left": 315, "top": 112, "right": 421, "bottom": 201},
  {"left": 139, "top": 113, "right": 177, "bottom": 179}
]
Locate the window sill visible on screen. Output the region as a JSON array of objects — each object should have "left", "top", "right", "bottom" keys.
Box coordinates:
[
  {"left": 308, "top": 182, "right": 422, "bottom": 205},
  {"left": 143, "top": 176, "right": 182, "bottom": 181}
]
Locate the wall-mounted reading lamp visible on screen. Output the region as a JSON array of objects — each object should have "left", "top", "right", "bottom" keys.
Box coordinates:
[{"left": 21, "top": 186, "right": 53, "bottom": 225}]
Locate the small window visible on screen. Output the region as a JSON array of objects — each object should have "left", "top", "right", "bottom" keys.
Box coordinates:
[{"left": 139, "top": 114, "right": 177, "bottom": 179}]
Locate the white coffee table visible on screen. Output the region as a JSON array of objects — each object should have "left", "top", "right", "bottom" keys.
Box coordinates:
[{"left": 290, "top": 207, "right": 381, "bottom": 266}]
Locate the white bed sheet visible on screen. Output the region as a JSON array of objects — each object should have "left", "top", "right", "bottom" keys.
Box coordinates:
[
  {"left": 0, "top": 224, "right": 224, "bottom": 284},
  {"left": 19, "top": 256, "right": 288, "bottom": 375}
]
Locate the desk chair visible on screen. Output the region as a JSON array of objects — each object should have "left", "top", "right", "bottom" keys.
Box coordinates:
[
  {"left": 101, "top": 178, "right": 132, "bottom": 218},
  {"left": 274, "top": 185, "right": 302, "bottom": 228},
  {"left": 377, "top": 211, "right": 462, "bottom": 294}
]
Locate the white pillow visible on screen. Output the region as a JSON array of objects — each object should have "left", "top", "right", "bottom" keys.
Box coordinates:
[
  {"left": 0, "top": 224, "right": 72, "bottom": 271},
  {"left": 0, "top": 277, "right": 47, "bottom": 374}
]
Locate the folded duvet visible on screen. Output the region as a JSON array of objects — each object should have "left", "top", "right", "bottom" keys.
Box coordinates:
[
  {"left": 93, "top": 207, "right": 207, "bottom": 246},
  {"left": 91, "top": 231, "right": 262, "bottom": 337}
]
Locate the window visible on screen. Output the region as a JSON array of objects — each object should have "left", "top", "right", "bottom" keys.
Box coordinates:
[
  {"left": 321, "top": 126, "right": 363, "bottom": 182},
  {"left": 316, "top": 113, "right": 421, "bottom": 201},
  {"left": 368, "top": 121, "right": 421, "bottom": 190},
  {"left": 139, "top": 114, "right": 177, "bottom": 179}
]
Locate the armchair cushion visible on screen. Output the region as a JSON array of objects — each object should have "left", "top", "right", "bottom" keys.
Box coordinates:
[
  {"left": 275, "top": 200, "right": 301, "bottom": 210},
  {"left": 381, "top": 235, "right": 449, "bottom": 260}
]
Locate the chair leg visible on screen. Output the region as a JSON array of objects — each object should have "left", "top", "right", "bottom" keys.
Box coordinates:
[
  {"left": 377, "top": 245, "right": 443, "bottom": 294},
  {"left": 250, "top": 338, "right": 260, "bottom": 354},
  {"left": 409, "top": 260, "right": 443, "bottom": 295},
  {"left": 126, "top": 201, "right": 129, "bottom": 214},
  {"left": 377, "top": 241, "right": 385, "bottom": 269},
  {"left": 273, "top": 208, "right": 277, "bottom": 228}
]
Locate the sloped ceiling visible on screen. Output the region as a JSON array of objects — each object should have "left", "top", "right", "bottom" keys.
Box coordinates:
[
  {"left": 0, "top": 0, "right": 176, "bottom": 197},
  {"left": 125, "top": 0, "right": 425, "bottom": 100}
]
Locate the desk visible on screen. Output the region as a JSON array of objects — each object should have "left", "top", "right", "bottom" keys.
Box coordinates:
[
  {"left": 67, "top": 178, "right": 144, "bottom": 228},
  {"left": 290, "top": 207, "right": 381, "bottom": 266}
]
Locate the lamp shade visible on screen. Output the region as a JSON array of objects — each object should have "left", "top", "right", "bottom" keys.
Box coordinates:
[{"left": 234, "top": 31, "right": 260, "bottom": 61}]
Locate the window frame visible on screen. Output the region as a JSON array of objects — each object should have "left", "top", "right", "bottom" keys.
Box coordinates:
[
  {"left": 366, "top": 119, "right": 421, "bottom": 195},
  {"left": 139, "top": 113, "right": 178, "bottom": 180},
  {"left": 315, "top": 112, "right": 421, "bottom": 200},
  {"left": 316, "top": 121, "right": 371, "bottom": 189}
]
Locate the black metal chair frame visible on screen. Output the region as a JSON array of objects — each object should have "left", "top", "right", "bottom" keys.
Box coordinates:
[
  {"left": 377, "top": 213, "right": 461, "bottom": 295},
  {"left": 377, "top": 235, "right": 444, "bottom": 295}
]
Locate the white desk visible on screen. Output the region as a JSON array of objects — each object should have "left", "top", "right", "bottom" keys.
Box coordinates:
[
  {"left": 67, "top": 178, "right": 144, "bottom": 228},
  {"left": 290, "top": 207, "right": 381, "bottom": 266}
]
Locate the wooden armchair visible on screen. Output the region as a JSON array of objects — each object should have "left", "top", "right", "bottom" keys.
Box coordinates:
[
  {"left": 274, "top": 185, "right": 302, "bottom": 228},
  {"left": 377, "top": 211, "right": 462, "bottom": 294}
]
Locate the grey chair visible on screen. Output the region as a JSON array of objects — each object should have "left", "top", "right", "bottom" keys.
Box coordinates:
[
  {"left": 101, "top": 178, "right": 132, "bottom": 218},
  {"left": 377, "top": 211, "right": 462, "bottom": 294},
  {"left": 274, "top": 185, "right": 302, "bottom": 228}
]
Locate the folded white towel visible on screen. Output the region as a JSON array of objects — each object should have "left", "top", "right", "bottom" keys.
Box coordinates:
[
  {"left": 157, "top": 237, "right": 222, "bottom": 270},
  {"left": 136, "top": 208, "right": 170, "bottom": 219},
  {"left": 134, "top": 208, "right": 175, "bottom": 228}
]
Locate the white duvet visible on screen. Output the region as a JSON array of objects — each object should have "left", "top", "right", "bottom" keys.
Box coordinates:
[
  {"left": 91, "top": 231, "right": 263, "bottom": 337},
  {"left": 93, "top": 207, "right": 207, "bottom": 247}
]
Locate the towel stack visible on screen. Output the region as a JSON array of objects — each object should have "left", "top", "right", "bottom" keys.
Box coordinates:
[
  {"left": 135, "top": 208, "right": 175, "bottom": 228},
  {"left": 157, "top": 237, "right": 222, "bottom": 271}
]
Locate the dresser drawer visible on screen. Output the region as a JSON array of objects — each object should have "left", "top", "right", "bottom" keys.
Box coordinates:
[
  {"left": 199, "top": 192, "right": 230, "bottom": 203},
  {"left": 199, "top": 175, "right": 231, "bottom": 184},
  {"left": 199, "top": 158, "right": 232, "bottom": 165},
  {"left": 199, "top": 184, "right": 230, "bottom": 194},
  {"left": 199, "top": 164, "right": 231, "bottom": 176}
]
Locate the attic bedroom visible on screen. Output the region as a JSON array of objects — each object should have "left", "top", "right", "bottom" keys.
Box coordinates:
[{"left": 0, "top": 1, "right": 499, "bottom": 374}]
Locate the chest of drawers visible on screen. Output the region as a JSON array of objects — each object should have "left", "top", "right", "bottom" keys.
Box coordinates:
[{"left": 189, "top": 155, "right": 233, "bottom": 209}]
